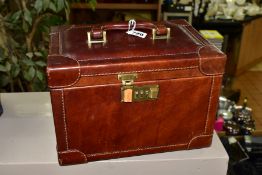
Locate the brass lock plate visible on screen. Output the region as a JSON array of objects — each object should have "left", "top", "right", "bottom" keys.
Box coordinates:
[
  {"left": 121, "top": 85, "right": 159, "bottom": 102},
  {"left": 118, "top": 73, "right": 159, "bottom": 102}
]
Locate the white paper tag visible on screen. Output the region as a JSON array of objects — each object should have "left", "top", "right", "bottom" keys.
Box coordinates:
[
  {"left": 126, "top": 19, "right": 147, "bottom": 38},
  {"left": 126, "top": 30, "right": 147, "bottom": 38}
]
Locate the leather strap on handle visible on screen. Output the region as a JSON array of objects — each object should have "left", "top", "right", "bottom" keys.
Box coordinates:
[{"left": 91, "top": 22, "right": 168, "bottom": 39}]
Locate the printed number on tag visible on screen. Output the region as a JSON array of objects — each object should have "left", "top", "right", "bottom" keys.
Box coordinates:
[{"left": 126, "top": 19, "right": 147, "bottom": 38}]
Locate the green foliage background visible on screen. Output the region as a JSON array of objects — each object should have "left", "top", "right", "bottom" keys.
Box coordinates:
[{"left": 0, "top": 0, "right": 95, "bottom": 92}]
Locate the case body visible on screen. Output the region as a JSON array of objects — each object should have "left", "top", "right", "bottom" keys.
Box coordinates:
[{"left": 47, "top": 20, "right": 226, "bottom": 165}]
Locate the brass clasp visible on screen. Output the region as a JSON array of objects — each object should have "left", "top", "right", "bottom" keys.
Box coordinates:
[{"left": 118, "top": 73, "right": 159, "bottom": 102}]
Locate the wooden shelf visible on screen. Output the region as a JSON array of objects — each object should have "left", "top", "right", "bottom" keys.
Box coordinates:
[
  {"left": 236, "top": 17, "right": 262, "bottom": 75},
  {"left": 70, "top": 1, "right": 162, "bottom": 21},
  {"left": 71, "top": 3, "right": 159, "bottom": 10}
]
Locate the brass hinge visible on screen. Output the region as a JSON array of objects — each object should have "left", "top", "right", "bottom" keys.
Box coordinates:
[{"left": 118, "top": 73, "right": 138, "bottom": 86}]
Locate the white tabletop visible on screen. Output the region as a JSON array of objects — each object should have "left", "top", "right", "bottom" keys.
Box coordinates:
[{"left": 0, "top": 92, "right": 229, "bottom": 175}]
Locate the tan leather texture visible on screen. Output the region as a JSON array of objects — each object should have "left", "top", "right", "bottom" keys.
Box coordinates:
[{"left": 47, "top": 20, "right": 226, "bottom": 165}]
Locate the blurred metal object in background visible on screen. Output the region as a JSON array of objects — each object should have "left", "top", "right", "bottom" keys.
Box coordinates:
[{"left": 217, "top": 96, "right": 255, "bottom": 135}]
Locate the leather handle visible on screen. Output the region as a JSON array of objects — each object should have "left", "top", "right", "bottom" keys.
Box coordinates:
[{"left": 90, "top": 22, "right": 168, "bottom": 39}]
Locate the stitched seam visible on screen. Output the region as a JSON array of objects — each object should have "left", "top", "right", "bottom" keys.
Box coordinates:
[
  {"left": 184, "top": 25, "right": 209, "bottom": 45},
  {"left": 62, "top": 23, "right": 176, "bottom": 31},
  {"left": 47, "top": 54, "right": 200, "bottom": 88},
  {"left": 64, "top": 25, "right": 93, "bottom": 30},
  {"left": 205, "top": 76, "right": 215, "bottom": 133},
  {"left": 59, "top": 136, "right": 213, "bottom": 158},
  {"left": 61, "top": 89, "right": 69, "bottom": 150},
  {"left": 58, "top": 22, "right": 199, "bottom": 62},
  {"left": 178, "top": 25, "right": 202, "bottom": 46},
  {"left": 47, "top": 51, "right": 226, "bottom": 87},
  {"left": 197, "top": 45, "right": 225, "bottom": 75},
  {"left": 59, "top": 80, "right": 214, "bottom": 157},
  {"left": 75, "top": 51, "right": 199, "bottom": 62},
  {"left": 48, "top": 55, "right": 81, "bottom": 88},
  {"left": 81, "top": 66, "right": 198, "bottom": 77},
  {"left": 59, "top": 31, "right": 62, "bottom": 55},
  {"left": 187, "top": 134, "right": 213, "bottom": 149},
  {"left": 59, "top": 149, "right": 87, "bottom": 162},
  {"left": 184, "top": 26, "right": 205, "bottom": 45},
  {"left": 197, "top": 44, "right": 206, "bottom": 57},
  {"left": 64, "top": 25, "right": 75, "bottom": 32},
  {"left": 85, "top": 143, "right": 188, "bottom": 157},
  {"left": 56, "top": 22, "right": 214, "bottom": 157},
  {"left": 59, "top": 66, "right": 214, "bottom": 157},
  {"left": 197, "top": 45, "right": 205, "bottom": 76},
  {"left": 186, "top": 76, "right": 215, "bottom": 149},
  {"left": 58, "top": 22, "right": 200, "bottom": 62}
]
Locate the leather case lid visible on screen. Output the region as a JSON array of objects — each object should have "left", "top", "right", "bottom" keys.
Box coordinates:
[{"left": 47, "top": 20, "right": 226, "bottom": 88}]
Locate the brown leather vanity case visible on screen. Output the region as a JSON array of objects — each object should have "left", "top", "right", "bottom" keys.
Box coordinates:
[{"left": 47, "top": 20, "right": 226, "bottom": 165}]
